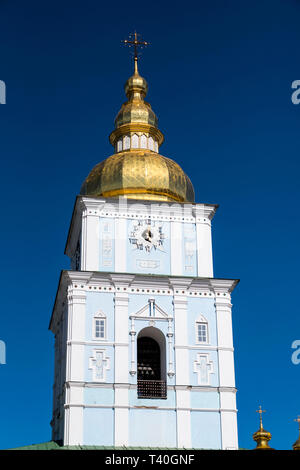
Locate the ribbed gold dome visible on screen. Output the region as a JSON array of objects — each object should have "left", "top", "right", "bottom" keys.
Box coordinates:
[
  {"left": 80, "top": 149, "right": 195, "bottom": 202},
  {"left": 80, "top": 55, "right": 195, "bottom": 203}
]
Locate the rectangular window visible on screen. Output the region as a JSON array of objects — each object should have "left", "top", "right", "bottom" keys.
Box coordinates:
[
  {"left": 197, "top": 323, "right": 208, "bottom": 343},
  {"left": 94, "top": 318, "right": 105, "bottom": 339}
]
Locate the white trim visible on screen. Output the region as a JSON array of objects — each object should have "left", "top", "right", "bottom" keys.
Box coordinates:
[{"left": 65, "top": 403, "right": 236, "bottom": 413}]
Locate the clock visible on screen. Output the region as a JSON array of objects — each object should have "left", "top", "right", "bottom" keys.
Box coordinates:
[{"left": 129, "top": 219, "right": 165, "bottom": 253}]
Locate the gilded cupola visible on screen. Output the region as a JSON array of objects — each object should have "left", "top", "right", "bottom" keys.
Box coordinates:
[
  {"left": 80, "top": 34, "right": 194, "bottom": 203},
  {"left": 252, "top": 406, "right": 274, "bottom": 450}
]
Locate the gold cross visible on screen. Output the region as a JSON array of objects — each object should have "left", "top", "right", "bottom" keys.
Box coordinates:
[
  {"left": 256, "top": 405, "right": 266, "bottom": 428},
  {"left": 122, "top": 32, "right": 150, "bottom": 63}
]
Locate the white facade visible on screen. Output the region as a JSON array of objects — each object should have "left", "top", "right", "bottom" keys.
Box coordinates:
[{"left": 50, "top": 196, "right": 239, "bottom": 449}]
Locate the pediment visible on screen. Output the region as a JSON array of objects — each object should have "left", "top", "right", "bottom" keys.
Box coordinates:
[{"left": 131, "top": 299, "right": 169, "bottom": 319}]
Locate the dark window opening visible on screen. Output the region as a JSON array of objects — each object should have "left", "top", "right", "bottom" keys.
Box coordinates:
[{"left": 137, "top": 336, "right": 166, "bottom": 399}]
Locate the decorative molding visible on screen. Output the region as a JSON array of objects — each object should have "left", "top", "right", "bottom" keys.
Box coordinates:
[
  {"left": 88, "top": 349, "right": 110, "bottom": 382},
  {"left": 65, "top": 381, "right": 237, "bottom": 394},
  {"left": 193, "top": 353, "right": 214, "bottom": 386},
  {"left": 64, "top": 403, "right": 237, "bottom": 413}
]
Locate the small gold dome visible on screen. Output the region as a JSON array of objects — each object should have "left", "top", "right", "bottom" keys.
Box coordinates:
[
  {"left": 124, "top": 67, "right": 148, "bottom": 99},
  {"left": 253, "top": 427, "right": 273, "bottom": 450},
  {"left": 80, "top": 149, "right": 195, "bottom": 203},
  {"left": 110, "top": 60, "right": 162, "bottom": 144},
  {"left": 252, "top": 406, "right": 274, "bottom": 450}
]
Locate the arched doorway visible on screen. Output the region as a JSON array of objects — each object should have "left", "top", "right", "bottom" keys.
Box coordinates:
[{"left": 137, "top": 328, "right": 167, "bottom": 399}]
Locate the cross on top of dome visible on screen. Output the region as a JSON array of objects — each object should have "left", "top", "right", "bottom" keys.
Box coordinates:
[{"left": 122, "top": 31, "right": 150, "bottom": 71}]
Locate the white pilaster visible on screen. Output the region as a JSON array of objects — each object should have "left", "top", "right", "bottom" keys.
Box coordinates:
[
  {"left": 176, "top": 389, "right": 192, "bottom": 448},
  {"left": 113, "top": 290, "right": 130, "bottom": 446},
  {"left": 64, "top": 286, "right": 86, "bottom": 446},
  {"left": 173, "top": 292, "right": 189, "bottom": 385},
  {"left": 219, "top": 389, "right": 238, "bottom": 449},
  {"left": 215, "top": 292, "right": 238, "bottom": 449},
  {"left": 82, "top": 211, "right": 100, "bottom": 271},
  {"left": 172, "top": 285, "right": 192, "bottom": 447},
  {"left": 114, "top": 385, "right": 129, "bottom": 446},
  {"left": 66, "top": 286, "right": 86, "bottom": 382},
  {"left": 114, "top": 290, "right": 129, "bottom": 384},
  {"left": 196, "top": 219, "right": 213, "bottom": 277},
  {"left": 64, "top": 384, "right": 84, "bottom": 446}
]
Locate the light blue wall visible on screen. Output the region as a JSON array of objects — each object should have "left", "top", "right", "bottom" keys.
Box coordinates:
[
  {"left": 190, "top": 390, "right": 220, "bottom": 409},
  {"left": 127, "top": 219, "right": 171, "bottom": 275},
  {"left": 84, "top": 292, "right": 115, "bottom": 383},
  {"left": 84, "top": 344, "right": 114, "bottom": 383},
  {"left": 99, "top": 217, "right": 115, "bottom": 271},
  {"left": 83, "top": 408, "right": 114, "bottom": 446},
  {"left": 186, "top": 297, "right": 219, "bottom": 387},
  {"left": 85, "top": 292, "right": 114, "bottom": 342},
  {"left": 129, "top": 389, "right": 176, "bottom": 408},
  {"left": 190, "top": 411, "right": 221, "bottom": 449},
  {"left": 187, "top": 297, "right": 217, "bottom": 346},
  {"left": 182, "top": 223, "right": 197, "bottom": 276},
  {"left": 129, "top": 409, "right": 177, "bottom": 447},
  {"left": 189, "top": 349, "right": 219, "bottom": 387},
  {"left": 83, "top": 293, "right": 220, "bottom": 387},
  {"left": 84, "top": 387, "right": 114, "bottom": 406},
  {"left": 80, "top": 289, "right": 223, "bottom": 448}
]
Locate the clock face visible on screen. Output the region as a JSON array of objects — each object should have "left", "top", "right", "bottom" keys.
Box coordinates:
[{"left": 129, "top": 220, "right": 165, "bottom": 253}]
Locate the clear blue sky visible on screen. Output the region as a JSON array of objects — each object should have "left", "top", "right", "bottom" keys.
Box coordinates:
[{"left": 0, "top": 0, "right": 299, "bottom": 450}]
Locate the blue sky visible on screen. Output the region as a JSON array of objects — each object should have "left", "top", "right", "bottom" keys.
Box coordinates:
[{"left": 0, "top": 0, "right": 299, "bottom": 450}]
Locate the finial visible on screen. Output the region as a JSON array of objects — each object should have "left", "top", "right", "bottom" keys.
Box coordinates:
[
  {"left": 293, "top": 415, "right": 300, "bottom": 450},
  {"left": 253, "top": 405, "right": 274, "bottom": 450},
  {"left": 122, "top": 31, "right": 150, "bottom": 74}
]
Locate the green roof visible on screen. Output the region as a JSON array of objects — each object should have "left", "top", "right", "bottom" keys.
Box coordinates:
[{"left": 9, "top": 441, "right": 196, "bottom": 450}]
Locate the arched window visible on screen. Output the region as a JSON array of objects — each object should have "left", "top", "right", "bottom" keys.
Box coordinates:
[
  {"left": 137, "top": 327, "right": 167, "bottom": 399},
  {"left": 131, "top": 133, "right": 139, "bottom": 148},
  {"left": 117, "top": 138, "right": 122, "bottom": 152},
  {"left": 149, "top": 136, "right": 154, "bottom": 151},
  {"left": 123, "top": 135, "right": 130, "bottom": 150},
  {"left": 140, "top": 134, "right": 147, "bottom": 149}
]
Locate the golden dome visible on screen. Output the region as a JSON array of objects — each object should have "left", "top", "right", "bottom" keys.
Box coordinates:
[
  {"left": 80, "top": 149, "right": 195, "bottom": 202},
  {"left": 252, "top": 406, "right": 274, "bottom": 450},
  {"left": 80, "top": 54, "right": 194, "bottom": 203}
]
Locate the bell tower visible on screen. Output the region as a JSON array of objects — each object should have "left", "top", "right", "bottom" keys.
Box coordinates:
[{"left": 49, "top": 34, "right": 239, "bottom": 449}]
